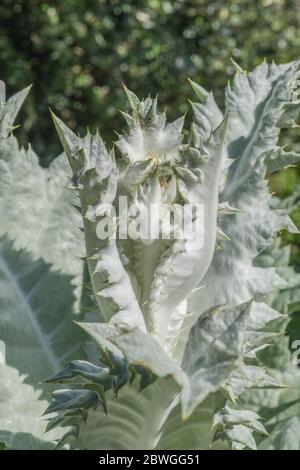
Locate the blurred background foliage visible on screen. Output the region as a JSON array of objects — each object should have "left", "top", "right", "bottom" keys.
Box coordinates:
[{"left": 0, "top": 0, "right": 299, "bottom": 263}]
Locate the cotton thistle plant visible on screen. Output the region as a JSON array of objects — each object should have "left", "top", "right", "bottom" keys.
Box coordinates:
[{"left": 0, "top": 60, "right": 300, "bottom": 450}]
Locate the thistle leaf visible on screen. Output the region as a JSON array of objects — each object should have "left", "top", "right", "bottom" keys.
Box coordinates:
[
  {"left": 0, "top": 342, "right": 62, "bottom": 449},
  {"left": 0, "top": 236, "right": 85, "bottom": 384}
]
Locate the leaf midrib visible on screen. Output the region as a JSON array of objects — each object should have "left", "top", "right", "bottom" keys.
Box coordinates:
[{"left": 0, "top": 254, "right": 60, "bottom": 373}]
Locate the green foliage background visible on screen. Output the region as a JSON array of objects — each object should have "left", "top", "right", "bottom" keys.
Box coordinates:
[{"left": 0, "top": 0, "right": 299, "bottom": 263}]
